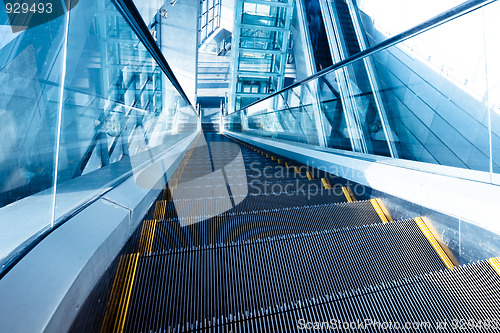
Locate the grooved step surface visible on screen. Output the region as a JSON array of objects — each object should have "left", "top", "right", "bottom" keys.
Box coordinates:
[
  {"left": 168, "top": 178, "right": 340, "bottom": 197},
  {"left": 151, "top": 200, "right": 383, "bottom": 252},
  {"left": 123, "top": 219, "right": 448, "bottom": 332},
  {"left": 89, "top": 133, "right": 500, "bottom": 333},
  {"left": 160, "top": 187, "right": 349, "bottom": 220},
  {"left": 196, "top": 261, "right": 500, "bottom": 333}
]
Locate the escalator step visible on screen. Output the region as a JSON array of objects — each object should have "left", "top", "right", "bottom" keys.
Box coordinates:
[
  {"left": 150, "top": 200, "right": 384, "bottom": 252},
  {"left": 123, "top": 219, "right": 450, "bottom": 332},
  {"left": 207, "top": 261, "right": 500, "bottom": 333},
  {"left": 170, "top": 178, "right": 334, "bottom": 196}
]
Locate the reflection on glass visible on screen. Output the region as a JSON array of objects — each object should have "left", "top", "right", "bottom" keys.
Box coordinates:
[
  {"left": 225, "top": 0, "right": 500, "bottom": 180},
  {"left": 54, "top": 0, "right": 197, "bottom": 219},
  {"left": 0, "top": 0, "right": 197, "bottom": 219},
  {"left": 239, "top": 29, "right": 284, "bottom": 51},
  {"left": 241, "top": 3, "right": 287, "bottom": 28},
  {"left": 0, "top": 13, "right": 68, "bottom": 209}
]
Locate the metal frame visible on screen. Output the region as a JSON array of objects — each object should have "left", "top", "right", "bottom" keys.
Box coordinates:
[
  {"left": 237, "top": 0, "right": 495, "bottom": 111},
  {"left": 229, "top": 0, "right": 294, "bottom": 112},
  {"left": 345, "top": 0, "right": 399, "bottom": 158},
  {"left": 322, "top": 0, "right": 366, "bottom": 153},
  {"left": 112, "top": 0, "right": 195, "bottom": 108}
]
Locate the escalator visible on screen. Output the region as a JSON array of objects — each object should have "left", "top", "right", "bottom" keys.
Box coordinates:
[
  {"left": 333, "top": 0, "right": 360, "bottom": 57},
  {"left": 321, "top": 0, "right": 392, "bottom": 156},
  {"left": 303, "top": 0, "right": 333, "bottom": 71},
  {"left": 73, "top": 131, "right": 500, "bottom": 333}
]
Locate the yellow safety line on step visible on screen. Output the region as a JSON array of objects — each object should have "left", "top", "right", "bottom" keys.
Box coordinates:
[
  {"left": 170, "top": 134, "right": 200, "bottom": 189},
  {"left": 100, "top": 256, "right": 127, "bottom": 333},
  {"left": 321, "top": 178, "right": 332, "bottom": 190},
  {"left": 488, "top": 258, "right": 500, "bottom": 276},
  {"left": 341, "top": 187, "right": 353, "bottom": 202},
  {"left": 347, "top": 187, "right": 357, "bottom": 201},
  {"left": 294, "top": 166, "right": 300, "bottom": 173},
  {"left": 370, "top": 199, "right": 389, "bottom": 223},
  {"left": 146, "top": 220, "right": 157, "bottom": 255},
  {"left": 285, "top": 162, "right": 290, "bottom": 168},
  {"left": 153, "top": 200, "right": 166, "bottom": 220},
  {"left": 375, "top": 198, "right": 392, "bottom": 222},
  {"left": 306, "top": 171, "right": 314, "bottom": 180},
  {"left": 271, "top": 156, "right": 275, "bottom": 160},
  {"left": 112, "top": 255, "right": 134, "bottom": 332},
  {"left": 137, "top": 220, "right": 151, "bottom": 253},
  {"left": 115, "top": 253, "right": 140, "bottom": 333},
  {"left": 415, "top": 217, "right": 455, "bottom": 269},
  {"left": 277, "top": 159, "right": 282, "bottom": 164}
]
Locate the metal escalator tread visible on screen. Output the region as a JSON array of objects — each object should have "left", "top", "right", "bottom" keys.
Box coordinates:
[
  {"left": 150, "top": 200, "right": 383, "bottom": 252},
  {"left": 95, "top": 133, "right": 494, "bottom": 333},
  {"left": 163, "top": 189, "right": 347, "bottom": 216},
  {"left": 170, "top": 178, "right": 334, "bottom": 196},
  {"left": 123, "top": 219, "right": 450, "bottom": 332},
  {"left": 212, "top": 261, "right": 500, "bottom": 333}
]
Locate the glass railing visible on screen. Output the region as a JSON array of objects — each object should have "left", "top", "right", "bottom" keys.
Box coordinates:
[
  {"left": 224, "top": 0, "right": 500, "bottom": 181},
  {"left": 0, "top": 0, "right": 198, "bottom": 274}
]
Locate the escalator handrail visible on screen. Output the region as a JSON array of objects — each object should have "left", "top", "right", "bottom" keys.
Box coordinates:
[
  {"left": 234, "top": 0, "right": 495, "bottom": 112},
  {"left": 112, "top": 0, "right": 196, "bottom": 111}
]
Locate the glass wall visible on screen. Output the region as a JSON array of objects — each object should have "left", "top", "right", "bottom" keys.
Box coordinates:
[
  {"left": 0, "top": 0, "right": 198, "bottom": 272},
  {"left": 224, "top": 0, "right": 500, "bottom": 181},
  {"left": 230, "top": 0, "right": 294, "bottom": 111},
  {"left": 199, "top": 0, "right": 221, "bottom": 45},
  {"left": 240, "top": 28, "right": 284, "bottom": 51},
  {"left": 356, "top": 0, "right": 468, "bottom": 41}
]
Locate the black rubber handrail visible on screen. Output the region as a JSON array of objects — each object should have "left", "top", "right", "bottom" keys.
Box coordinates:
[
  {"left": 112, "top": 0, "right": 195, "bottom": 110},
  {"left": 234, "top": 0, "right": 496, "bottom": 112}
]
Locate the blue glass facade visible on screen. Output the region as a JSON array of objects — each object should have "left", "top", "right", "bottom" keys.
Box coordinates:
[
  {"left": 0, "top": 0, "right": 198, "bottom": 270},
  {"left": 225, "top": 0, "right": 500, "bottom": 181}
]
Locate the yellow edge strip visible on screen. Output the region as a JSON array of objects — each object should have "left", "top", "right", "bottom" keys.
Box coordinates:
[
  {"left": 285, "top": 162, "right": 290, "bottom": 168},
  {"left": 152, "top": 204, "right": 159, "bottom": 220},
  {"left": 116, "top": 253, "right": 140, "bottom": 333},
  {"left": 112, "top": 255, "right": 133, "bottom": 332},
  {"left": 321, "top": 178, "right": 332, "bottom": 190},
  {"left": 142, "top": 221, "right": 151, "bottom": 254},
  {"left": 488, "top": 258, "right": 500, "bottom": 276},
  {"left": 347, "top": 187, "right": 357, "bottom": 201},
  {"left": 294, "top": 166, "right": 300, "bottom": 173},
  {"left": 170, "top": 134, "right": 199, "bottom": 188},
  {"left": 147, "top": 220, "right": 157, "bottom": 255},
  {"left": 161, "top": 200, "right": 166, "bottom": 219},
  {"left": 277, "top": 159, "right": 282, "bottom": 164},
  {"left": 153, "top": 200, "right": 166, "bottom": 220},
  {"left": 100, "top": 256, "right": 126, "bottom": 333},
  {"left": 375, "top": 198, "right": 393, "bottom": 222},
  {"left": 306, "top": 171, "right": 313, "bottom": 180},
  {"left": 370, "top": 199, "right": 388, "bottom": 223},
  {"left": 341, "top": 187, "right": 353, "bottom": 202},
  {"left": 415, "top": 217, "right": 455, "bottom": 269},
  {"left": 137, "top": 222, "right": 146, "bottom": 253}
]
